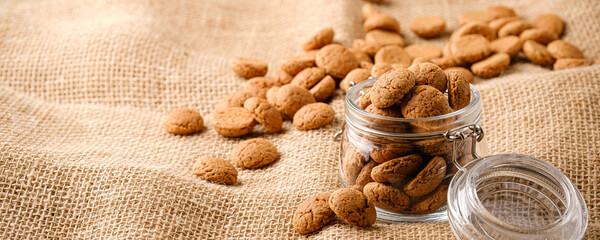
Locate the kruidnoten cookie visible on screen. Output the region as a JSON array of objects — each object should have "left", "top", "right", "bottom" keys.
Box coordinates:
[
  {"left": 293, "top": 103, "right": 335, "bottom": 130},
  {"left": 371, "top": 154, "right": 423, "bottom": 184},
  {"left": 244, "top": 97, "right": 283, "bottom": 133},
  {"left": 408, "top": 63, "right": 447, "bottom": 93},
  {"left": 365, "top": 29, "right": 404, "bottom": 47},
  {"left": 370, "top": 68, "right": 416, "bottom": 108},
  {"left": 523, "top": 40, "right": 555, "bottom": 66},
  {"left": 291, "top": 67, "right": 326, "bottom": 89},
  {"left": 193, "top": 157, "right": 238, "bottom": 185},
  {"left": 229, "top": 57, "right": 268, "bottom": 78},
  {"left": 279, "top": 55, "right": 315, "bottom": 76},
  {"left": 293, "top": 193, "right": 335, "bottom": 234},
  {"left": 230, "top": 138, "right": 278, "bottom": 169},
  {"left": 470, "top": 53, "right": 511, "bottom": 78},
  {"left": 546, "top": 40, "right": 584, "bottom": 59},
  {"left": 212, "top": 107, "right": 256, "bottom": 137},
  {"left": 328, "top": 188, "right": 377, "bottom": 227},
  {"left": 490, "top": 36, "right": 522, "bottom": 58},
  {"left": 340, "top": 68, "right": 371, "bottom": 93},
  {"left": 409, "top": 16, "right": 446, "bottom": 38},
  {"left": 411, "top": 179, "right": 450, "bottom": 214},
  {"left": 363, "top": 182, "right": 410, "bottom": 212},
  {"left": 310, "top": 75, "right": 336, "bottom": 102},
  {"left": 162, "top": 108, "right": 204, "bottom": 135},
  {"left": 315, "top": 44, "right": 359, "bottom": 79},
  {"left": 451, "top": 34, "right": 491, "bottom": 63},
  {"left": 446, "top": 69, "right": 472, "bottom": 110},
  {"left": 533, "top": 14, "right": 564, "bottom": 36},
  {"left": 403, "top": 156, "right": 447, "bottom": 197},
  {"left": 302, "top": 27, "right": 334, "bottom": 51}
]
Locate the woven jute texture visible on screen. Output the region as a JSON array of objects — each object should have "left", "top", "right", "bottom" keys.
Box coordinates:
[{"left": 0, "top": 0, "right": 599, "bottom": 239}]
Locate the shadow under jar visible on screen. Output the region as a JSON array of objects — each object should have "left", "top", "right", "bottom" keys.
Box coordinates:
[{"left": 338, "top": 78, "right": 488, "bottom": 222}]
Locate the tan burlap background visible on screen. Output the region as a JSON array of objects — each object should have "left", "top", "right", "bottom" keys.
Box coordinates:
[{"left": 0, "top": 0, "right": 599, "bottom": 239}]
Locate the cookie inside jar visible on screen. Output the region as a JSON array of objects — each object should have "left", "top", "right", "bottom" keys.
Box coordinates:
[{"left": 338, "top": 69, "right": 487, "bottom": 222}]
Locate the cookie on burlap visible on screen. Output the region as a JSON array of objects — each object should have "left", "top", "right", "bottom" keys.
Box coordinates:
[
  {"left": 519, "top": 28, "right": 558, "bottom": 45},
  {"left": 162, "top": 108, "right": 204, "bottom": 135},
  {"left": 408, "top": 63, "right": 447, "bottom": 93},
  {"left": 349, "top": 48, "right": 373, "bottom": 64},
  {"left": 315, "top": 44, "right": 359, "bottom": 79},
  {"left": 484, "top": 5, "right": 516, "bottom": 19},
  {"left": 450, "top": 22, "right": 496, "bottom": 42},
  {"left": 292, "top": 193, "right": 335, "bottom": 234},
  {"left": 458, "top": 11, "right": 494, "bottom": 26},
  {"left": 212, "top": 107, "right": 255, "bottom": 137},
  {"left": 403, "top": 156, "right": 446, "bottom": 197},
  {"left": 490, "top": 36, "right": 522, "bottom": 58},
  {"left": 498, "top": 20, "right": 531, "bottom": 37},
  {"left": 523, "top": 40, "right": 555, "bottom": 66},
  {"left": 401, "top": 85, "right": 453, "bottom": 119},
  {"left": 430, "top": 57, "right": 461, "bottom": 70},
  {"left": 374, "top": 45, "right": 412, "bottom": 67},
  {"left": 266, "top": 86, "right": 280, "bottom": 107},
  {"left": 275, "top": 84, "right": 316, "bottom": 119},
  {"left": 370, "top": 143, "right": 414, "bottom": 164},
  {"left": 471, "top": 53, "right": 511, "bottom": 78},
  {"left": 244, "top": 77, "right": 278, "bottom": 99},
  {"left": 243, "top": 97, "right": 282, "bottom": 133},
  {"left": 302, "top": 27, "right": 334, "bottom": 51},
  {"left": 352, "top": 39, "right": 382, "bottom": 57},
  {"left": 328, "top": 188, "right": 377, "bottom": 227},
  {"left": 354, "top": 161, "right": 377, "bottom": 191},
  {"left": 193, "top": 157, "right": 237, "bottom": 185},
  {"left": 546, "top": 40, "right": 584, "bottom": 59},
  {"left": 362, "top": 3, "right": 381, "bottom": 20},
  {"left": 411, "top": 179, "right": 450, "bottom": 214},
  {"left": 293, "top": 102, "right": 335, "bottom": 130},
  {"left": 270, "top": 69, "right": 293, "bottom": 85},
  {"left": 370, "top": 63, "right": 393, "bottom": 77},
  {"left": 370, "top": 154, "right": 423, "bottom": 184},
  {"left": 365, "top": 104, "right": 403, "bottom": 118},
  {"left": 369, "top": 68, "right": 416, "bottom": 108},
  {"left": 363, "top": 182, "right": 410, "bottom": 212},
  {"left": 365, "top": 29, "right": 404, "bottom": 47},
  {"left": 446, "top": 70, "right": 472, "bottom": 111},
  {"left": 215, "top": 90, "right": 255, "bottom": 110},
  {"left": 231, "top": 138, "right": 278, "bottom": 169},
  {"left": 489, "top": 17, "right": 520, "bottom": 34},
  {"left": 553, "top": 58, "right": 589, "bottom": 70},
  {"left": 340, "top": 68, "right": 371, "bottom": 93},
  {"left": 310, "top": 75, "right": 336, "bottom": 102},
  {"left": 450, "top": 34, "right": 491, "bottom": 63},
  {"left": 229, "top": 57, "right": 268, "bottom": 78},
  {"left": 532, "top": 14, "right": 564, "bottom": 36},
  {"left": 409, "top": 16, "right": 446, "bottom": 38},
  {"left": 444, "top": 67, "right": 474, "bottom": 83},
  {"left": 291, "top": 67, "right": 326, "bottom": 89},
  {"left": 279, "top": 55, "right": 315, "bottom": 76},
  {"left": 404, "top": 44, "right": 443, "bottom": 60},
  {"left": 363, "top": 14, "right": 400, "bottom": 33}
]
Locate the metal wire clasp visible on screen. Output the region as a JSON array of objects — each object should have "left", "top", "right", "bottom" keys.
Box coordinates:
[{"left": 444, "top": 124, "right": 485, "bottom": 172}]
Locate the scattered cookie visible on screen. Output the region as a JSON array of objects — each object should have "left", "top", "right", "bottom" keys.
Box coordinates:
[
  {"left": 408, "top": 63, "right": 447, "bottom": 93},
  {"left": 229, "top": 57, "right": 268, "bottom": 79},
  {"left": 450, "top": 22, "right": 496, "bottom": 42},
  {"left": 489, "top": 17, "right": 520, "bottom": 34},
  {"left": 244, "top": 77, "right": 278, "bottom": 99},
  {"left": 279, "top": 55, "right": 315, "bottom": 76},
  {"left": 553, "top": 58, "right": 589, "bottom": 70},
  {"left": 411, "top": 57, "right": 431, "bottom": 66},
  {"left": 328, "top": 188, "right": 377, "bottom": 227},
  {"left": 522, "top": 40, "right": 555, "bottom": 66},
  {"left": 363, "top": 182, "right": 410, "bottom": 212},
  {"left": 365, "top": 29, "right": 404, "bottom": 47},
  {"left": 352, "top": 39, "right": 382, "bottom": 56},
  {"left": 450, "top": 34, "right": 491, "bottom": 63},
  {"left": 302, "top": 27, "right": 335, "bottom": 51},
  {"left": 193, "top": 157, "right": 237, "bottom": 185},
  {"left": 411, "top": 180, "right": 450, "bottom": 214},
  {"left": 470, "top": 52, "right": 511, "bottom": 78},
  {"left": 362, "top": 3, "right": 382, "bottom": 20},
  {"left": 546, "top": 40, "right": 584, "bottom": 59},
  {"left": 275, "top": 84, "right": 316, "bottom": 119},
  {"left": 359, "top": 61, "right": 374, "bottom": 72},
  {"left": 374, "top": 45, "right": 412, "bottom": 67},
  {"left": 498, "top": 20, "right": 530, "bottom": 37},
  {"left": 293, "top": 102, "right": 335, "bottom": 130},
  {"left": 271, "top": 69, "right": 293, "bottom": 85},
  {"left": 519, "top": 28, "right": 558, "bottom": 45},
  {"left": 162, "top": 108, "right": 204, "bottom": 135},
  {"left": 291, "top": 67, "right": 326, "bottom": 89},
  {"left": 490, "top": 36, "right": 522, "bottom": 58},
  {"left": 215, "top": 90, "right": 255, "bottom": 110},
  {"left": 293, "top": 193, "right": 336, "bottom": 234},
  {"left": 404, "top": 44, "right": 443, "bottom": 60},
  {"left": 458, "top": 11, "right": 494, "bottom": 26},
  {"left": 315, "top": 44, "right": 359, "bottom": 79},
  {"left": 484, "top": 5, "right": 516, "bottom": 19},
  {"left": 370, "top": 63, "right": 393, "bottom": 77},
  {"left": 212, "top": 107, "right": 256, "bottom": 137},
  {"left": 403, "top": 156, "right": 446, "bottom": 197},
  {"left": 340, "top": 68, "right": 371, "bottom": 93},
  {"left": 231, "top": 138, "right": 278, "bottom": 169},
  {"left": 444, "top": 67, "right": 474, "bottom": 83},
  {"left": 370, "top": 154, "right": 423, "bottom": 184},
  {"left": 364, "top": 13, "right": 400, "bottom": 33},
  {"left": 430, "top": 56, "right": 461, "bottom": 70},
  {"left": 349, "top": 48, "right": 373, "bottom": 64},
  {"left": 370, "top": 68, "right": 416, "bottom": 108},
  {"left": 244, "top": 97, "right": 283, "bottom": 133},
  {"left": 532, "top": 14, "right": 564, "bottom": 36},
  {"left": 409, "top": 16, "right": 446, "bottom": 38},
  {"left": 446, "top": 70, "right": 472, "bottom": 110},
  {"left": 310, "top": 75, "right": 336, "bottom": 102}
]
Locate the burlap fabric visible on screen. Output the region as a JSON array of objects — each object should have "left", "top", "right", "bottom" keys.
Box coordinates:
[{"left": 0, "top": 0, "right": 598, "bottom": 239}]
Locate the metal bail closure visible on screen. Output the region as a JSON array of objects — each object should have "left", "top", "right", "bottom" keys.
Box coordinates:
[
  {"left": 333, "top": 120, "right": 345, "bottom": 141},
  {"left": 443, "top": 123, "right": 485, "bottom": 172}
]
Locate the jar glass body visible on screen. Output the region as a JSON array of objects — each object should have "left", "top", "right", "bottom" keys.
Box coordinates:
[{"left": 339, "top": 79, "right": 488, "bottom": 222}]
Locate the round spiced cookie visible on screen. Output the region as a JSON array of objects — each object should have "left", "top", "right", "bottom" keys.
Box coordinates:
[
  {"left": 403, "top": 156, "right": 447, "bottom": 197},
  {"left": 484, "top": 5, "right": 516, "bottom": 19},
  {"left": 404, "top": 44, "right": 443, "bottom": 60},
  {"left": 365, "top": 29, "right": 404, "bottom": 47},
  {"left": 354, "top": 161, "right": 377, "bottom": 191},
  {"left": 490, "top": 36, "right": 522, "bottom": 58},
  {"left": 328, "top": 188, "right": 377, "bottom": 227},
  {"left": 343, "top": 148, "right": 367, "bottom": 186},
  {"left": 362, "top": 3, "right": 381, "bottom": 20},
  {"left": 408, "top": 63, "right": 447, "bottom": 93},
  {"left": 401, "top": 85, "right": 453, "bottom": 119},
  {"left": 370, "top": 154, "right": 423, "bottom": 184},
  {"left": 291, "top": 67, "right": 326, "bottom": 89},
  {"left": 243, "top": 97, "right": 282, "bottom": 133},
  {"left": 409, "top": 16, "right": 446, "bottom": 38},
  {"left": 363, "top": 182, "right": 411, "bottom": 212},
  {"left": 446, "top": 70, "right": 472, "bottom": 111},
  {"left": 315, "top": 44, "right": 359, "bottom": 79},
  {"left": 229, "top": 57, "right": 268, "bottom": 79},
  {"left": 349, "top": 48, "right": 373, "bottom": 64},
  {"left": 310, "top": 75, "right": 336, "bottom": 102},
  {"left": 302, "top": 27, "right": 334, "bottom": 51},
  {"left": 519, "top": 28, "right": 558, "bottom": 45},
  {"left": 278, "top": 55, "right": 315, "bottom": 76},
  {"left": 162, "top": 108, "right": 204, "bottom": 135},
  {"left": 293, "top": 103, "right": 335, "bottom": 130},
  {"left": 370, "top": 63, "right": 393, "bottom": 77},
  {"left": 270, "top": 69, "right": 293, "bottom": 85},
  {"left": 444, "top": 67, "right": 474, "bottom": 83},
  {"left": 411, "top": 179, "right": 450, "bottom": 214},
  {"left": 370, "top": 143, "right": 414, "bottom": 164},
  {"left": 522, "top": 40, "right": 555, "bottom": 66},
  {"left": 414, "top": 136, "right": 453, "bottom": 156},
  {"left": 275, "top": 84, "right": 316, "bottom": 119},
  {"left": 212, "top": 107, "right": 256, "bottom": 137},
  {"left": 352, "top": 39, "right": 382, "bottom": 57},
  {"left": 363, "top": 13, "right": 400, "bottom": 33},
  {"left": 340, "top": 68, "right": 371, "bottom": 93},
  {"left": 553, "top": 58, "right": 589, "bottom": 70},
  {"left": 458, "top": 11, "right": 494, "bottom": 26},
  {"left": 244, "top": 77, "right": 278, "bottom": 99},
  {"left": 292, "top": 193, "right": 335, "bottom": 234},
  {"left": 451, "top": 22, "right": 496, "bottom": 42},
  {"left": 369, "top": 68, "right": 416, "bottom": 108},
  {"left": 451, "top": 34, "right": 491, "bottom": 64},
  {"left": 374, "top": 45, "right": 412, "bottom": 67},
  {"left": 489, "top": 17, "right": 520, "bottom": 34},
  {"left": 546, "top": 40, "right": 584, "bottom": 59},
  {"left": 471, "top": 53, "right": 511, "bottom": 78},
  {"left": 193, "top": 157, "right": 237, "bottom": 185},
  {"left": 365, "top": 104, "right": 403, "bottom": 118},
  {"left": 498, "top": 20, "right": 530, "bottom": 37},
  {"left": 231, "top": 138, "right": 278, "bottom": 169},
  {"left": 215, "top": 90, "right": 254, "bottom": 110},
  {"left": 533, "top": 14, "right": 564, "bottom": 36}
]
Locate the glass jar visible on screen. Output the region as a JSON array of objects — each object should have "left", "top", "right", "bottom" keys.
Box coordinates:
[{"left": 337, "top": 78, "right": 488, "bottom": 222}]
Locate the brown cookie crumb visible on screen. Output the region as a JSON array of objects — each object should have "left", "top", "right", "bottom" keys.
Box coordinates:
[
  {"left": 490, "top": 36, "right": 522, "bottom": 58},
  {"left": 523, "top": 40, "right": 555, "bottom": 66},
  {"left": 293, "top": 193, "right": 335, "bottom": 234},
  {"left": 364, "top": 14, "right": 400, "bottom": 33},
  {"left": 328, "top": 188, "right": 377, "bottom": 227},
  {"left": 302, "top": 27, "right": 334, "bottom": 51},
  {"left": 230, "top": 138, "right": 278, "bottom": 169},
  {"left": 532, "top": 14, "right": 564, "bottom": 36},
  {"left": 519, "top": 28, "right": 558, "bottom": 45},
  {"left": 365, "top": 29, "right": 404, "bottom": 47},
  {"left": 244, "top": 97, "right": 283, "bottom": 133},
  {"left": 162, "top": 108, "right": 204, "bottom": 135},
  {"left": 279, "top": 55, "right": 315, "bottom": 76},
  {"left": 340, "top": 68, "right": 371, "bottom": 93},
  {"left": 404, "top": 44, "right": 443, "bottom": 60},
  {"left": 310, "top": 75, "right": 336, "bottom": 102},
  {"left": 370, "top": 68, "right": 416, "bottom": 108},
  {"left": 193, "top": 157, "right": 237, "bottom": 185},
  {"left": 212, "top": 107, "right": 256, "bottom": 137},
  {"left": 451, "top": 34, "right": 491, "bottom": 63},
  {"left": 291, "top": 67, "right": 326, "bottom": 89},
  {"left": 229, "top": 57, "right": 268, "bottom": 79},
  {"left": 471, "top": 53, "right": 511, "bottom": 78},
  {"left": 408, "top": 63, "right": 447, "bottom": 93},
  {"left": 363, "top": 182, "right": 410, "bottom": 212},
  {"left": 293, "top": 103, "right": 335, "bottom": 130},
  {"left": 409, "top": 16, "right": 446, "bottom": 38},
  {"left": 315, "top": 44, "right": 359, "bottom": 79},
  {"left": 546, "top": 40, "right": 584, "bottom": 59},
  {"left": 374, "top": 45, "right": 412, "bottom": 67}
]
